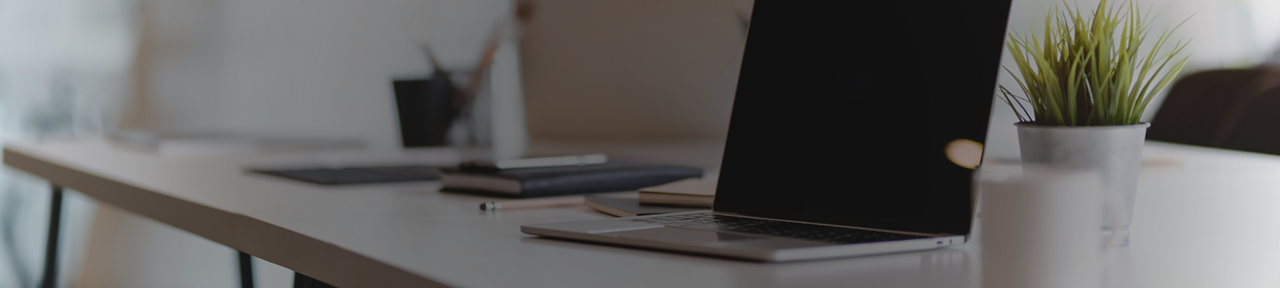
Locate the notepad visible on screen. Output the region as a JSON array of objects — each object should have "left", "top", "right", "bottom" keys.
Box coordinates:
[
  {"left": 584, "top": 195, "right": 704, "bottom": 217},
  {"left": 637, "top": 178, "right": 716, "bottom": 208}
]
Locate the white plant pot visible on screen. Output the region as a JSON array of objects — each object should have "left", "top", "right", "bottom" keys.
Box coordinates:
[{"left": 1016, "top": 122, "right": 1149, "bottom": 246}]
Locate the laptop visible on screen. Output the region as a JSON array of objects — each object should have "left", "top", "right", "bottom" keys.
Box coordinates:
[{"left": 520, "top": 0, "right": 1012, "bottom": 262}]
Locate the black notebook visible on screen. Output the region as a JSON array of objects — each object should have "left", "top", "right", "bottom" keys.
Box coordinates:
[{"left": 440, "top": 162, "right": 703, "bottom": 198}]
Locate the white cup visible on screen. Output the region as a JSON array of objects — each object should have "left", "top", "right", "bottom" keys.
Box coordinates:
[{"left": 978, "top": 166, "right": 1117, "bottom": 288}]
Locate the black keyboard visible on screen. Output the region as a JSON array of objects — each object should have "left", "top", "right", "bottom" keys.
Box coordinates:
[
  {"left": 624, "top": 212, "right": 924, "bottom": 244},
  {"left": 252, "top": 165, "right": 441, "bottom": 185}
]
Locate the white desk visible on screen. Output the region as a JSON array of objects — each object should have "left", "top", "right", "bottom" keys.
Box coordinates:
[{"left": 5, "top": 139, "right": 1280, "bottom": 287}]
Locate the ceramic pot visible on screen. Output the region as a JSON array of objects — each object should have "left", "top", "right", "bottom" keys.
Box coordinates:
[{"left": 1016, "top": 122, "right": 1149, "bottom": 246}]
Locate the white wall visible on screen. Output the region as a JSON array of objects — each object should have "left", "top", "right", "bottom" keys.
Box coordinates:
[{"left": 133, "top": 0, "right": 514, "bottom": 152}]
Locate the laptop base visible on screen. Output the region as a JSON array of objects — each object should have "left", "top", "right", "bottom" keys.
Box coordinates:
[{"left": 521, "top": 211, "right": 964, "bottom": 262}]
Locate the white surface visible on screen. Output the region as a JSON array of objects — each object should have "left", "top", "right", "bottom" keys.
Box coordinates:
[{"left": 5, "top": 139, "right": 1280, "bottom": 287}]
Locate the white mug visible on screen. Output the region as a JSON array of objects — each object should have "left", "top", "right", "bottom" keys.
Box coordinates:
[{"left": 978, "top": 166, "right": 1119, "bottom": 288}]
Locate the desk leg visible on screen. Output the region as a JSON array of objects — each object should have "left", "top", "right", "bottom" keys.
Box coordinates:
[
  {"left": 238, "top": 251, "right": 255, "bottom": 288},
  {"left": 293, "top": 273, "right": 338, "bottom": 288},
  {"left": 39, "top": 185, "right": 63, "bottom": 288}
]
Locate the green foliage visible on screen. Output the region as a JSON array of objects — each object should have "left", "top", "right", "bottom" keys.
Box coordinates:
[{"left": 1000, "top": 0, "right": 1191, "bottom": 126}]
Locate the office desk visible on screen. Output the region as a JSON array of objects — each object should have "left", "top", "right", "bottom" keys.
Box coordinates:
[{"left": 5, "top": 139, "right": 1280, "bottom": 287}]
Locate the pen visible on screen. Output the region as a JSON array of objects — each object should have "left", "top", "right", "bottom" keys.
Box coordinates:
[{"left": 479, "top": 195, "right": 585, "bottom": 211}]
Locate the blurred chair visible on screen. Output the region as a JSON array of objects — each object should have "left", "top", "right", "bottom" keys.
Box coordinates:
[
  {"left": 1220, "top": 85, "right": 1280, "bottom": 154},
  {"left": 1147, "top": 68, "right": 1280, "bottom": 147}
]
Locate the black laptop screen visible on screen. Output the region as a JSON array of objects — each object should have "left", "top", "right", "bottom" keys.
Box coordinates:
[{"left": 713, "top": 0, "right": 1011, "bottom": 235}]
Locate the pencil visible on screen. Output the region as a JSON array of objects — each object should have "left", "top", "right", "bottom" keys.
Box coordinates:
[{"left": 479, "top": 195, "right": 585, "bottom": 211}]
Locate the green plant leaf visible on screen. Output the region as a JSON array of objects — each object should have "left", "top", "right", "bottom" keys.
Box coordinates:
[{"left": 999, "top": 0, "right": 1192, "bottom": 126}]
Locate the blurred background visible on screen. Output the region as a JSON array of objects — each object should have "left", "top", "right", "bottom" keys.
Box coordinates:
[{"left": 0, "top": 0, "right": 1276, "bottom": 287}]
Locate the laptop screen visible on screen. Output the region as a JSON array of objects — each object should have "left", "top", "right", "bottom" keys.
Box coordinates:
[{"left": 714, "top": 0, "right": 1011, "bottom": 235}]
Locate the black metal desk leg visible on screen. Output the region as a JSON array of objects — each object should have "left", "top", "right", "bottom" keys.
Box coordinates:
[
  {"left": 294, "top": 272, "right": 338, "bottom": 288},
  {"left": 239, "top": 251, "right": 256, "bottom": 288},
  {"left": 39, "top": 185, "right": 63, "bottom": 288}
]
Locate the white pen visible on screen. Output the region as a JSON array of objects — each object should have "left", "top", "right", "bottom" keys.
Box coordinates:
[{"left": 479, "top": 195, "right": 585, "bottom": 211}]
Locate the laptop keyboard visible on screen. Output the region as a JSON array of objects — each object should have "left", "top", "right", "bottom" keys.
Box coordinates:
[
  {"left": 624, "top": 212, "right": 925, "bottom": 244},
  {"left": 252, "top": 165, "right": 441, "bottom": 185}
]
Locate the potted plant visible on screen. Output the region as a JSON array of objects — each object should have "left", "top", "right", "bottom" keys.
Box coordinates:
[{"left": 999, "top": 0, "right": 1190, "bottom": 246}]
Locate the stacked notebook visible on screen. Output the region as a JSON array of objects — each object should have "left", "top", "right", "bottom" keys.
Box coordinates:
[
  {"left": 252, "top": 165, "right": 440, "bottom": 185},
  {"left": 440, "top": 162, "right": 704, "bottom": 198}
]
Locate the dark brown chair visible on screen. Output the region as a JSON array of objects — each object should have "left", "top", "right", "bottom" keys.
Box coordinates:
[
  {"left": 1221, "top": 85, "right": 1280, "bottom": 154},
  {"left": 1147, "top": 68, "right": 1280, "bottom": 147}
]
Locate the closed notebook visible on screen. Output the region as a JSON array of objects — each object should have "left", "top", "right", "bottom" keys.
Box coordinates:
[
  {"left": 638, "top": 178, "right": 717, "bottom": 208},
  {"left": 584, "top": 195, "right": 705, "bottom": 217},
  {"left": 440, "top": 162, "right": 703, "bottom": 198}
]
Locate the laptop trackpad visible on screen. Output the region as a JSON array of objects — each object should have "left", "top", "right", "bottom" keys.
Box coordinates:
[{"left": 602, "top": 227, "right": 828, "bottom": 248}]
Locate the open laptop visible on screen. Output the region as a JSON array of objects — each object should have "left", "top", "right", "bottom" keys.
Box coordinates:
[{"left": 521, "top": 0, "right": 1012, "bottom": 262}]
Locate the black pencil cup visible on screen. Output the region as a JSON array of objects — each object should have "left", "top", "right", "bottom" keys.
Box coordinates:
[{"left": 393, "top": 77, "right": 458, "bottom": 147}]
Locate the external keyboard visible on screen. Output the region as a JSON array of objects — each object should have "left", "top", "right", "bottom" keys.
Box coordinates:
[
  {"left": 624, "top": 212, "right": 924, "bottom": 244},
  {"left": 252, "top": 165, "right": 441, "bottom": 185}
]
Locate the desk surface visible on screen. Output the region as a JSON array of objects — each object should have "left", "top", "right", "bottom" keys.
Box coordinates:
[{"left": 5, "top": 139, "right": 1280, "bottom": 288}]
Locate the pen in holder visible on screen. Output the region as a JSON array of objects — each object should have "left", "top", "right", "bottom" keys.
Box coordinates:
[
  {"left": 401, "top": 18, "right": 526, "bottom": 161},
  {"left": 393, "top": 76, "right": 457, "bottom": 148}
]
